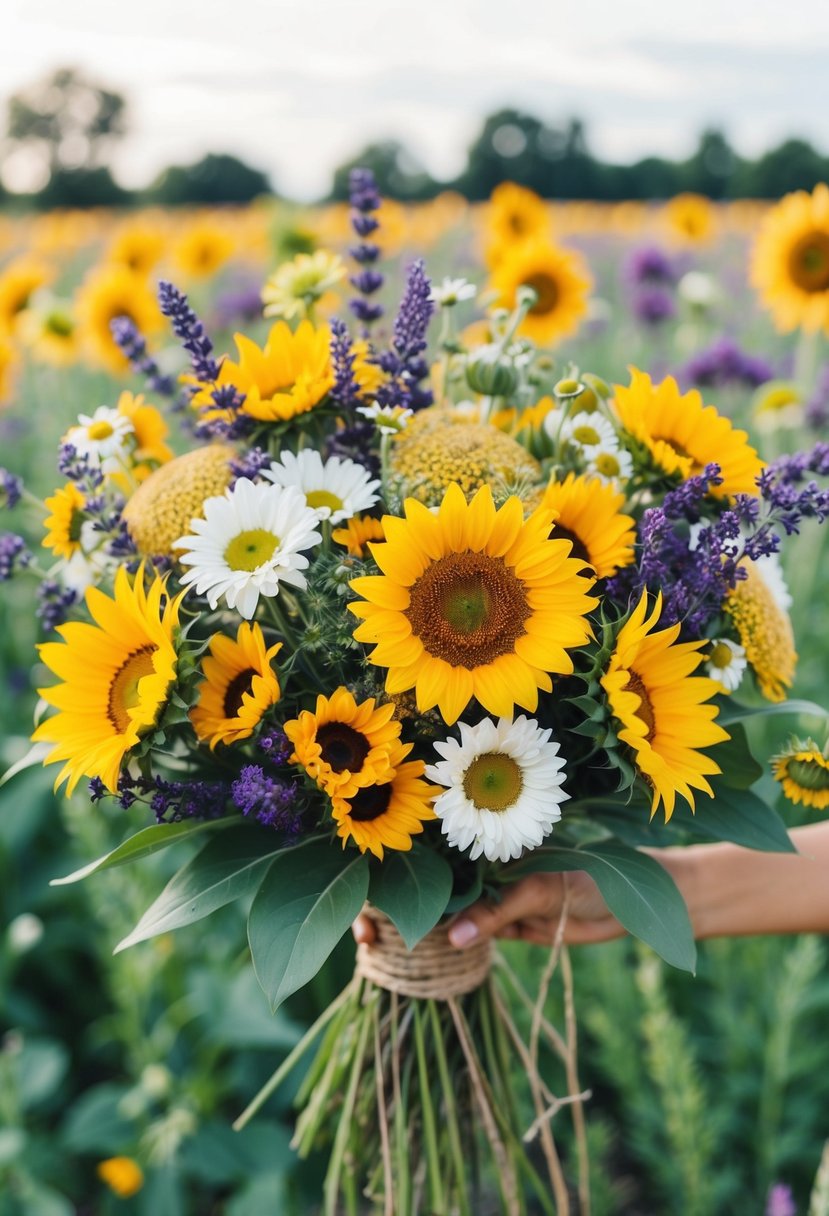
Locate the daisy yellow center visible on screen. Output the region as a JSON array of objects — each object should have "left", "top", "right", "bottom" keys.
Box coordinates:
[
  {"left": 346, "top": 782, "right": 392, "bottom": 822},
  {"left": 709, "top": 642, "right": 735, "bottom": 668},
  {"left": 572, "top": 424, "right": 601, "bottom": 446},
  {"left": 88, "top": 420, "right": 115, "bottom": 440},
  {"left": 593, "top": 452, "right": 622, "bottom": 477},
  {"left": 223, "top": 669, "right": 256, "bottom": 718},
  {"left": 524, "top": 272, "right": 560, "bottom": 316},
  {"left": 787, "top": 757, "right": 829, "bottom": 792},
  {"left": 316, "top": 722, "right": 370, "bottom": 773},
  {"left": 406, "top": 552, "right": 531, "bottom": 669},
  {"left": 305, "top": 489, "right": 344, "bottom": 513},
  {"left": 224, "top": 529, "right": 279, "bottom": 572},
  {"left": 463, "top": 752, "right": 523, "bottom": 811},
  {"left": 108, "top": 646, "right": 157, "bottom": 734},
  {"left": 625, "top": 669, "right": 656, "bottom": 742},
  {"left": 789, "top": 231, "right": 829, "bottom": 293}
]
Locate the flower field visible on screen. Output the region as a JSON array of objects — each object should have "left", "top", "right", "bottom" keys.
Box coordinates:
[{"left": 1, "top": 183, "right": 828, "bottom": 1215}]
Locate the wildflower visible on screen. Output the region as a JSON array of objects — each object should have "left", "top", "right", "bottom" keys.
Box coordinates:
[
  {"left": 772, "top": 739, "right": 829, "bottom": 811},
  {"left": 97, "top": 1157, "right": 144, "bottom": 1199},
  {"left": 262, "top": 250, "right": 345, "bottom": 321},
  {"left": 231, "top": 764, "right": 301, "bottom": 832},
  {"left": 191, "top": 622, "right": 282, "bottom": 749}
]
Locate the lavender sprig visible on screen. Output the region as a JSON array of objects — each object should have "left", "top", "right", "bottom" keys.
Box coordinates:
[
  {"left": 231, "top": 764, "right": 302, "bottom": 834},
  {"left": 110, "top": 316, "right": 176, "bottom": 396},
  {"left": 348, "top": 169, "right": 384, "bottom": 331},
  {"left": 158, "top": 280, "right": 221, "bottom": 383},
  {"left": 373, "top": 259, "right": 434, "bottom": 412},
  {"left": 0, "top": 533, "right": 32, "bottom": 581},
  {"left": 0, "top": 468, "right": 23, "bottom": 510}
]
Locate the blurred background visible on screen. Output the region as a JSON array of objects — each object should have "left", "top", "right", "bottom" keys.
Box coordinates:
[{"left": 1, "top": 3, "right": 829, "bottom": 1214}]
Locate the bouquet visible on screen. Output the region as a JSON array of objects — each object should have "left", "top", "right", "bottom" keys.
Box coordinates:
[{"left": 4, "top": 169, "right": 829, "bottom": 1214}]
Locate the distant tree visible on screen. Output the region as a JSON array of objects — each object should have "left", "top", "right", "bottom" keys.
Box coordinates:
[
  {"left": 5, "top": 67, "right": 127, "bottom": 177},
  {"left": 36, "top": 166, "right": 132, "bottom": 209},
  {"left": 329, "top": 141, "right": 435, "bottom": 202},
  {"left": 681, "top": 129, "right": 738, "bottom": 199},
  {"left": 733, "top": 138, "right": 829, "bottom": 198},
  {"left": 453, "top": 109, "right": 599, "bottom": 200},
  {"left": 148, "top": 153, "right": 272, "bottom": 205}
]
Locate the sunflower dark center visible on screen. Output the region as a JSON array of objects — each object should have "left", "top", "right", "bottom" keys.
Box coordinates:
[
  {"left": 317, "top": 722, "right": 371, "bottom": 773},
  {"left": 789, "top": 231, "right": 829, "bottom": 293},
  {"left": 787, "top": 757, "right": 829, "bottom": 792},
  {"left": 406, "top": 551, "right": 531, "bottom": 669},
  {"left": 223, "top": 668, "right": 256, "bottom": 719},
  {"left": 508, "top": 213, "right": 527, "bottom": 235},
  {"left": 625, "top": 669, "right": 656, "bottom": 742},
  {"left": 549, "top": 523, "right": 593, "bottom": 569},
  {"left": 524, "top": 272, "right": 560, "bottom": 316},
  {"left": 68, "top": 508, "right": 84, "bottom": 544},
  {"left": 346, "top": 782, "right": 393, "bottom": 822},
  {"left": 107, "top": 645, "right": 157, "bottom": 735}
]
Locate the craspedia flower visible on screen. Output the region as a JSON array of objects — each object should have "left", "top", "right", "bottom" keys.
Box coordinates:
[
  {"left": 191, "top": 621, "right": 281, "bottom": 749},
  {"left": 772, "top": 738, "right": 829, "bottom": 810},
  {"left": 664, "top": 193, "right": 715, "bottom": 244},
  {"left": 705, "top": 636, "right": 747, "bottom": 693},
  {"left": 751, "top": 183, "right": 829, "bottom": 333},
  {"left": 42, "top": 483, "right": 86, "bottom": 560},
  {"left": 330, "top": 741, "right": 438, "bottom": 860},
  {"left": 284, "top": 687, "right": 403, "bottom": 798},
  {"left": 427, "top": 715, "right": 568, "bottom": 862},
  {"left": 262, "top": 249, "right": 345, "bottom": 321},
  {"left": 122, "top": 445, "right": 234, "bottom": 557},
  {"left": 540, "top": 473, "right": 636, "bottom": 579},
  {"left": 97, "top": 1157, "right": 144, "bottom": 1199},
  {"left": 349, "top": 483, "right": 597, "bottom": 725},
  {"left": 191, "top": 321, "right": 334, "bottom": 425},
  {"left": 724, "top": 557, "right": 797, "bottom": 702},
  {"left": 263, "top": 449, "right": 379, "bottom": 524},
  {"left": 32, "top": 565, "right": 183, "bottom": 795},
  {"left": 613, "top": 369, "right": 765, "bottom": 497},
  {"left": 490, "top": 240, "right": 591, "bottom": 347},
  {"left": 174, "top": 479, "right": 322, "bottom": 619},
  {"left": 600, "top": 591, "right": 729, "bottom": 820},
  {"left": 332, "top": 514, "right": 385, "bottom": 557},
  {"left": 389, "top": 408, "right": 540, "bottom": 506},
  {"left": 75, "top": 264, "right": 164, "bottom": 374}
]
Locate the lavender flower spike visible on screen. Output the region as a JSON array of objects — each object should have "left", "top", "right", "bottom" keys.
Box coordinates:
[
  {"left": 375, "top": 258, "right": 435, "bottom": 412},
  {"left": 110, "top": 316, "right": 176, "bottom": 396},
  {"left": 158, "top": 280, "right": 221, "bottom": 383}
]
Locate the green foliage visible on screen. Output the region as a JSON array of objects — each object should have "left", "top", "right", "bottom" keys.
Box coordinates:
[
  {"left": 367, "top": 845, "right": 453, "bottom": 948},
  {"left": 147, "top": 153, "right": 273, "bottom": 205}
]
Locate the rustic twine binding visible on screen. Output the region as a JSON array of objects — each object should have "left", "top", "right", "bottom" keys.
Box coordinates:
[{"left": 355, "top": 906, "right": 492, "bottom": 999}]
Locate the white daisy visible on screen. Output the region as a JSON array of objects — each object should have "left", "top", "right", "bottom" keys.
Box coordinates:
[
  {"left": 586, "top": 446, "right": 634, "bottom": 485},
  {"left": 173, "top": 478, "right": 322, "bottom": 619},
  {"left": 426, "top": 715, "right": 569, "bottom": 863},
  {"left": 356, "top": 402, "right": 413, "bottom": 433},
  {"left": 64, "top": 407, "right": 134, "bottom": 475},
  {"left": 429, "top": 277, "right": 477, "bottom": 306},
  {"left": 262, "top": 450, "right": 379, "bottom": 525},
  {"left": 59, "top": 522, "right": 117, "bottom": 594},
  {"left": 706, "top": 637, "right": 747, "bottom": 692},
  {"left": 557, "top": 410, "right": 619, "bottom": 457}
]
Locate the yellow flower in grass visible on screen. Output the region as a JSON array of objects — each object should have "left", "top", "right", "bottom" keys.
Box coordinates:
[
  {"left": 97, "top": 1156, "right": 144, "bottom": 1199},
  {"left": 284, "top": 687, "right": 403, "bottom": 798},
  {"left": 664, "top": 193, "right": 715, "bottom": 244},
  {"left": 32, "top": 566, "right": 183, "bottom": 795},
  {"left": 0, "top": 333, "right": 19, "bottom": 404},
  {"left": 42, "top": 483, "right": 86, "bottom": 560},
  {"left": 332, "top": 514, "right": 385, "bottom": 557},
  {"left": 173, "top": 218, "right": 235, "bottom": 278},
  {"left": 724, "top": 558, "right": 797, "bottom": 702},
  {"left": 350, "top": 483, "right": 597, "bottom": 725},
  {"left": 331, "top": 741, "right": 438, "bottom": 859},
  {"left": 122, "top": 444, "right": 234, "bottom": 556},
  {"left": 192, "top": 321, "right": 333, "bottom": 426},
  {"left": 613, "top": 370, "right": 764, "bottom": 498},
  {"left": 490, "top": 240, "right": 591, "bottom": 347},
  {"left": 191, "top": 622, "right": 281, "bottom": 749},
  {"left": 751, "top": 183, "right": 829, "bottom": 333},
  {"left": 107, "top": 219, "right": 166, "bottom": 276},
  {"left": 76, "top": 264, "right": 164, "bottom": 374},
  {"left": 541, "top": 473, "right": 636, "bottom": 579},
  {"left": 484, "top": 182, "right": 551, "bottom": 267},
  {"left": 772, "top": 739, "right": 829, "bottom": 810},
  {"left": 262, "top": 250, "right": 345, "bottom": 321},
  {"left": 601, "top": 591, "right": 728, "bottom": 820},
  {"left": 0, "top": 257, "right": 53, "bottom": 335},
  {"left": 19, "top": 298, "right": 79, "bottom": 367}
]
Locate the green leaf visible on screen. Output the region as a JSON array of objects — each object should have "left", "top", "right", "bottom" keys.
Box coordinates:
[
  {"left": 675, "top": 783, "right": 796, "bottom": 854},
  {"left": 368, "top": 846, "right": 453, "bottom": 948},
  {"left": 505, "top": 840, "right": 697, "bottom": 972},
  {"left": 705, "top": 722, "right": 763, "bottom": 788},
  {"left": 716, "top": 697, "right": 829, "bottom": 726},
  {"left": 115, "top": 827, "right": 284, "bottom": 952},
  {"left": 248, "top": 841, "right": 369, "bottom": 1011},
  {"left": 51, "top": 816, "right": 239, "bottom": 886},
  {"left": 0, "top": 741, "right": 52, "bottom": 786}
]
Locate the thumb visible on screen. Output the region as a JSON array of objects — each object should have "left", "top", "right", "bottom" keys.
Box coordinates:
[{"left": 448, "top": 874, "right": 563, "bottom": 948}]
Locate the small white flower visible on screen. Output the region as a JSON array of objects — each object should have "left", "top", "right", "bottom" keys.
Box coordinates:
[
  {"left": 557, "top": 410, "right": 619, "bottom": 457},
  {"left": 429, "top": 277, "right": 477, "bottom": 306},
  {"left": 678, "top": 271, "right": 717, "bottom": 309},
  {"left": 59, "top": 520, "right": 117, "bottom": 594},
  {"left": 174, "top": 478, "right": 322, "bottom": 619},
  {"left": 263, "top": 450, "right": 380, "bottom": 524},
  {"left": 706, "top": 637, "right": 747, "bottom": 692},
  {"left": 426, "top": 715, "right": 569, "bottom": 863},
  {"left": 64, "top": 407, "right": 134, "bottom": 475},
  {"left": 356, "top": 402, "right": 413, "bottom": 433},
  {"left": 586, "top": 446, "right": 634, "bottom": 485},
  {"left": 752, "top": 552, "right": 793, "bottom": 612}
]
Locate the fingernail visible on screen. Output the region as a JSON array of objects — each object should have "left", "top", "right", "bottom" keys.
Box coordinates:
[{"left": 449, "top": 919, "right": 478, "bottom": 948}]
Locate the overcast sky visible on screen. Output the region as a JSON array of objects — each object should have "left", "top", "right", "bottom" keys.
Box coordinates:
[{"left": 3, "top": 0, "right": 829, "bottom": 198}]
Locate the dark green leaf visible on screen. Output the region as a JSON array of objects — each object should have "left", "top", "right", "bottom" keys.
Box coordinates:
[
  {"left": 52, "top": 816, "right": 238, "bottom": 886},
  {"left": 248, "top": 841, "right": 369, "bottom": 1011},
  {"left": 505, "top": 840, "right": 696, "bottom": 972},
  {"left": 368, "top": 846, "right": 453, "bottom": 948},
  {"left": 674, "top": 783, "right": 796, "bottom": 853},
  {"left": 115, "top": 827, "right": 284, "bottom": 952},
  {"left": 716, "top": 697, "right": 828, "bottom": 727},
  {"left": 704, "top": 722, "right": 763, "bottom": 788}
]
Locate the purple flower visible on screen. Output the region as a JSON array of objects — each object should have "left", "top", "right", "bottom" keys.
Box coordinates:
[
  {"left": 88, "top": 777, "right": 107, "bottom": 802},
  {"left": 633, "top": 286, "right": 676, "bottom": 326},
  {"left": 765, "top": 1183, "right": 797, "bottom": 1216},
  {"left": 0, "top": 468, "right": 23, "bottom": 510},
  {"left": 348, "top": 168, "right": 384, "bottom": 331},
  {"left": 110, "top": 316, "right": 176, "bottom": 397},
  {"left": 57, "top": 443, "right": 104, "bottom": 491},
  {"left": 158, "top": 280, "right": 221, "bottom": 383},
  {"left": 36, "top": 579, "right": 78, "bottom": 631},
  {"left": 681, "top": 337, "right": 774, "bottom": 391},
  {"left": 373, "top": 259, "right": 434, "bottom": 412},
  {"left": 624, "top": 245, "right": 676, "bottom": 288},
  {"left": 231, "top": 764, "right": 301, "bottom": 833},
  {"left": 256, "top": 727, "right": 293, "bottom": 765},
  {"left": 230, "top": 446, "right": 273, "bottom": 485},
  {"left": 213, "top": 283, "right": 265, "bottom": 329},
  {"left": 806, "top": 363, "right": 829, "bottom": 429},
  {"left": 0, "top": 533, "right": 31, "bottom": 581}
]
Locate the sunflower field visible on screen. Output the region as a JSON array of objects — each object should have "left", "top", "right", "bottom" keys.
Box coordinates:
[{"left": 1, "top": 182, "right": 829, "bottom": 1216}]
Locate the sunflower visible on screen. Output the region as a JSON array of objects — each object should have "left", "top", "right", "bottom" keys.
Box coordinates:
[
  {"left": 284, "top": 687, "right": 402, "bottom": 798},
  {"left": 352, "top": 339, "right": 385, "bottom": 398},
  {"left": 32, "top": 565, "right": 182, "bottom": 794},
  {"left": 772, "top": 739, "right": 829, "bottom": 810},
  {"left": 540, "top": 473, "right": 636, "bottom": 578},
  {"left": 262, "top": 250, "right": 345, "bottom": 321},
  {"left": 75, "top": 265, "right": 164, "bottom": 374},
  {"left": 115, "top": 391, "right": 173, "bottom": 481},
  {"left": 332, "top": 514, "right": 385, "bottom": 557},
  {"left": 107, "top": 219, "right": 166, "bottom": 276},
  {"left": 490, "top": 240, "right": 591, "bottom": 347},
  {"left": 191, "top": 622, "right": 281, "bottom": 749},
  {"left": 349, "top": 483, "right": 597, "bottom": 726},
  {"left": 42, "top": 483, "right": 87, "bottom": 560},
  {"left": 664, "top": 193, "right": 715, "bottom": 244},
  {"left": 600, "top": 591, "right": 729, "bottom": 820},
  {"left": 122, "top": 445, "right": 234, "bottom": 557},
  {"left": 191, "top": 321, "right": 333, "bottom": 426},
  {"left": 19, "top": 297, "right": 79, "bottom": 367},
  {"left": 751, "top": 183, "right": 829, "bottom": 333},
  {"left": 330, "top": 742, "right": 438, "bottom": 860},
  {"left": 613, "top": 369, "right": 764, "bottom": 497},
  {"left": 724, "top": 557, "right": 797, "bottom": 702},
  {"left": 483, "top": 182, "right": 551, "bottom": 268},
  {"left": 0, "top": 257, "right": 53, "bottom": 335},
  {"left": 0, "top": 333, "right": 19, "bottom": 404},
  {"left": 173, "top": 219, "right": 235, "bottom": 278}
]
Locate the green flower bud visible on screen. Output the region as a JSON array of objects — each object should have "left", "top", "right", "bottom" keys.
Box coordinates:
[{"left": 466, "top": 345, "right": 519, "bottom": 397}]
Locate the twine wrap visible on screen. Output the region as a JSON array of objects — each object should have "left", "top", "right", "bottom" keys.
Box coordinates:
[{"left": 356, "top": 907, "right": 492, "bottom": 999}]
